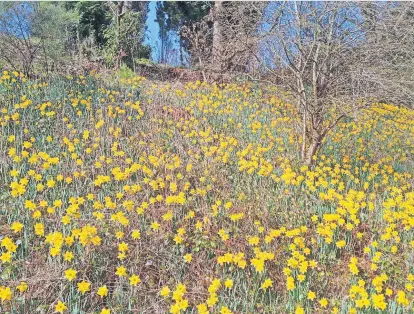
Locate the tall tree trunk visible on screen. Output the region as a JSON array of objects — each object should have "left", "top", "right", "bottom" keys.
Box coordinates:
[
  {"left": 179, "top": 38, "right": 184, "bottom": 66},
  {"left": 212, "top": 1, "right": 223, "bottom": 73}
]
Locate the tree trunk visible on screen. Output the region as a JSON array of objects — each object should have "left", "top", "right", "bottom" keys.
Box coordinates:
[
  {"left": 212, "top": 1, "right": 223, "bottom": 72},
  {"left": 179, "top": 38, "right": 184, "bottom": 66},
  {"left": 300, "top": 106, "right": 307, "bottom": 160},
  {"left": 304, "top": 139, "right": 321, "bottom": 166},
  {"left": 115, "top": 1, "right": 125, "bottom": 69}
]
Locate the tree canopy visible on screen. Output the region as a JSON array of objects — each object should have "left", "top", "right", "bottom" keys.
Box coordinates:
[{"left": 0, "top": 1, "right": 151, "bottom": 74}]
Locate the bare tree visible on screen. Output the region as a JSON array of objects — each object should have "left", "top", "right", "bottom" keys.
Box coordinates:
[
  {"left": 354, "top": 2, "right": 414, "bottom": 107},
  {"left": 182, "top": 2, "right": 266, "bottom": 81},
  {"left": 0, "top": 2, "right": 40, "bottom": 76},
  {"left": 181, "top": 21, "right": 212, "bottom": 81},
  {"left": 252, "top": 2, "right": 365, "bottom": 164},
  {"left": 226, "top": 1, "right": 414, "bottom": 165},
  {"left": 0, "top": 2, "right": 79, "bottom": 75},
  {"left": 211, "top": 2, "right": 266, "bottom": 75}
]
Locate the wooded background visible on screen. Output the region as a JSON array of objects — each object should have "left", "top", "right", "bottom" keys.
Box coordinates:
[{"left": 1, "top": 1, "right": 413, "bottom": 164}]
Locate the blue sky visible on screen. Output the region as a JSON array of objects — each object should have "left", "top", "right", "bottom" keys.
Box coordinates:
[
  {"left": 144, "top": 1, "right": 183, "bottom": 65},
  {"left": 144, "top": 1, "right": 160, "bottom": 61}
]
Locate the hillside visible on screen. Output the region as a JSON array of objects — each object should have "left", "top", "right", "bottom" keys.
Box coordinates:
[{"left": 0, "top": 71, "right": 414, "bottom": 313}]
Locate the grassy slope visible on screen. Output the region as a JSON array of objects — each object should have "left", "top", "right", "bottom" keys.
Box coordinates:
[{"left": 0, "top": 71, "right": 414, "bottom": 314}]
